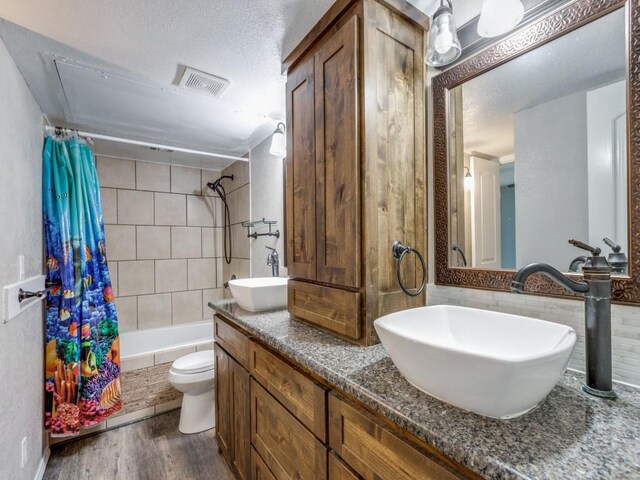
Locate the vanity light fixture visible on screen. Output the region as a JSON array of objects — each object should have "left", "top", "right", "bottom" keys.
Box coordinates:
[
  {"left": 464, "top": 166, "right": 473, "bottom": 190},
  {"left": 269, "top": 122, "right": 286, "bottom": 157},
  {"left": 477, "top": 0, "right": 525, "bottom": 38},
  {"left": 425, "top": 0, "right": 461, "bottom": 67}
]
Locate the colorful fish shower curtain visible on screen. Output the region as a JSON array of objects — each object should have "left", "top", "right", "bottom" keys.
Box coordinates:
[{"left": 43, "top": 135, "right": 122, "bottom": 436}]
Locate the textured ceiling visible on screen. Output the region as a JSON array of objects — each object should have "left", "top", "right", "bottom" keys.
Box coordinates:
[
  {"left": 0, "top": 0, "right": 338, "bottom": 157},
  {"left": 461, "top": 8, "right": 625, "bottom": 158}
]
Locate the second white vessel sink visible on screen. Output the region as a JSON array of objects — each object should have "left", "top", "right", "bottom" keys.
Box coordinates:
[
  {"left": 374, "top": 305, "right": 576, "bottom": 419},
  {"left": 228, "top": 277, "right": 288, "bottom": 312}
]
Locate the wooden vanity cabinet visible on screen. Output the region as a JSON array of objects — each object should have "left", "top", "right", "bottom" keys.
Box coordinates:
[
  {"left": 214, "top": 313, "right": 478, "bottom": 480},
  {"left": 285, "top": 0, "right": 427, "bottom": 345},
  {"left": 215, "top": 318, "right": 251, "bottom": 480}
]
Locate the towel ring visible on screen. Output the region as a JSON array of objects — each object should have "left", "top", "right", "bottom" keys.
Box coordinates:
[{"left": 392, "top": 241, "right": 426, "bottom": 297}]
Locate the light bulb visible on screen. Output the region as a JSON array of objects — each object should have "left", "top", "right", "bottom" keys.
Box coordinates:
[
  {"left": 269, "top": 123, "right": 286, "bottom": 157},
  {"left": 435, "top": 19, "right": 454, "bottom": 54},
  {"left": 464, "top": 172, "right": 473, "bottom": 190}
]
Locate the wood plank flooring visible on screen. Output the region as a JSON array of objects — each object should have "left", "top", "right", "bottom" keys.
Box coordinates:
[{"left": 44, "top": 410, "right": 235, "bottom": 480}]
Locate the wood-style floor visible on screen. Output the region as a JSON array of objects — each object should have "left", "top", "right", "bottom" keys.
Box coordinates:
[{"left": 44, "top": 410, "right": 235, "bottom": 480}]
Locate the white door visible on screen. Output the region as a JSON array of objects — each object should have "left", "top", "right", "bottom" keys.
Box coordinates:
[
  {"left": 587, "top": 81, "right": 627, "bottom": 255},
  {"left": 470, "top": 156, "right": 502, "bottom": 268}
]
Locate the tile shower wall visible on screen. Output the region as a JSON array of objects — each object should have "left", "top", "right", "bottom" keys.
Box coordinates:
[
  {"left": 220, "top": 160, "right": 251, "bottom": 293},
  {"left": 97, "top": 156, "right": 225, "bottom": 331}
]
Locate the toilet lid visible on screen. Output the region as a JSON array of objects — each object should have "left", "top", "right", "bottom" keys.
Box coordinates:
[{"left": 171, "top": 350, "right": 215, "bottom": 374}]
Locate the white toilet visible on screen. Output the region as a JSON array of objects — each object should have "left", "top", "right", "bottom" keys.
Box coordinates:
[{"left": 168, "top": 350, "right": 216, "bottom": 434}]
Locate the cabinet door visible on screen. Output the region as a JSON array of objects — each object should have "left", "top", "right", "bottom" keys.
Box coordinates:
[
  {"left": 231, "top": 357, "right": 251, "bottom": 480},
  {"left": 315, "top": 15, "right": 361, "bottom": 288},
  {"left": 362, "top": 2, "right": 426, "bottom": 320},
  {"left": 215, "top": 345, "right": 232, "bottom": 462},
  {"left": 286, "top": 53, "right": 317, "bottom": 280}
]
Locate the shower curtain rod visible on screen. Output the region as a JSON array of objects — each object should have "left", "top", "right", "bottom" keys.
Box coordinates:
[{"left": 44, "top": 125, "right": 248, "bottom": 162}]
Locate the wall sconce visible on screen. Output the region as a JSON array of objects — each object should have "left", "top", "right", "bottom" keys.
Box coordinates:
[
  {"left": 425, "top": 0, "right": 461, "bottom": 67},
  {"left": 269, "top": 122, "right": 286, "bottom": 157},
  {"left": 477, "top": 0, "right": 525, "bottom": 38},
  {"left": 464, "top": 166, "right": 473, "bottom": 190}
]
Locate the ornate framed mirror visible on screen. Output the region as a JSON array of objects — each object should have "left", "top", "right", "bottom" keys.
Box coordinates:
[{"left": 433, "top": 0, "right": 640, "bottom": 304}]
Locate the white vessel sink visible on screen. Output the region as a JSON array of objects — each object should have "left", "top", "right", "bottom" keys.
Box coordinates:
[
  {"left": 374, "top": 305, "right": 576, "bottom": 419},
  {"left": 228, "top": 277, "right": 288, "bottom": 312}
]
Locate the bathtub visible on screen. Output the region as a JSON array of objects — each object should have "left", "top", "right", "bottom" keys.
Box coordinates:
[{"left": 121, "top": 320, "right": 214, "bottom": 359}]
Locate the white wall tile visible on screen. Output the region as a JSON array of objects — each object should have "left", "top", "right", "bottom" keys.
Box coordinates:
[
  {"left": 154, "top": 192, "right": 186, "bottom": 226},
  {"left": 172, "top": 290, "right": 204, "bottom": 324},
  {"left": 105, "top": 225, "right": 136, "bottom": 261},
  {"left": 97, "top": 156, "right": 135, "bottom": 189},
  {"left": 110, "top": 261, "right": 118, "bottom": 296},
  {"left": 187, "top": 195, "right": 215, "bottom": 227},
  {"left": 136, "top": 161, "right": 170, "bottom": 192},
  {"left": 115, "top": 296, "right": 138, "bottom": 331},
  {"left": 155, "top": 259, "right": 187, "bottom": 293},
  {"left": 226, "top": 184, "right": 250, "bottom": 225},
  {"left": 100, "top": 187, "right": 118, "bottom": 224},
  {"left": 118, "top": 260, "right": 155, "bottom": 296},
  {"left": 201, "top": 228, "right": 215, "bottom": 258},
  {"left": 137, "top": 293, "right": 172, "bottom": 330},
  {"left": 216, "top": 258, "right": 225, "bottom": 288},
  {"left": 171, "top": 165, "right": 201, "bottom": 194},
  {"left": 214, "top": 228, "right": 224, "bottom": 258},
  {"left": 118, "top": 190, "right": 154, "bottom": 225},
  {"left": 203, "top": 288, "right": 223, "bottom": 315},
  {"left": 137, "top": 226, "right": 171, "bottom": 260},
  {"left": 171, "top": 227, "right": 202, "bottom": 259},
  {"left": 188, "top": 258, "right": 216, "bottom": 290}
]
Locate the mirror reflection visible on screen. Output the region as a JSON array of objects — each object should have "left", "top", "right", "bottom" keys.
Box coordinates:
[{"left": 448, "top": 9, "right": 628, "bottom": 274}]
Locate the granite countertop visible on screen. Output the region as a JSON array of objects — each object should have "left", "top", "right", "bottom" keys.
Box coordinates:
[{"left": 209, "top": 299, "right": 640, "bottom": 480}]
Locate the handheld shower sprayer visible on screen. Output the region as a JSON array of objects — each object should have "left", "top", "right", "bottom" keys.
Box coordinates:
[{"left": 207, "top": 175, "right": 235, "bottom": 264}]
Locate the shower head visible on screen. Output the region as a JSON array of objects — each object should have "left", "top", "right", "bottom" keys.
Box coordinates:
[{"left": 207, "top": 175, "right": 234, "bottom": 192}]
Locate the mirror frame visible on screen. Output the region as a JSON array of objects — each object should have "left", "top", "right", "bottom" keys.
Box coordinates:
[{"left": 432, "top": 0, "right": 640, "bottom": 304}]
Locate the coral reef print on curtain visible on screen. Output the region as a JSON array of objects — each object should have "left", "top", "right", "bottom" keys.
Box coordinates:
[{"left": 43, "top": 135, "right": 122, "bottom": 436}]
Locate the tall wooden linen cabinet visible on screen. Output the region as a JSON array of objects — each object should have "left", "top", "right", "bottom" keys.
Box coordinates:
[{"left": 285, "top": 0, "right": 427, "bottom": 345}]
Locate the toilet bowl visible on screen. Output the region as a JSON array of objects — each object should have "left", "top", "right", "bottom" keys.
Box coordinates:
[{"left": 168, "top": 350, "right": 215, "bottom": 434}]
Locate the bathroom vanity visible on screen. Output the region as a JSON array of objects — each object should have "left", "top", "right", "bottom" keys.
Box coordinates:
[{"left": 211, "top": 300, "right": 640, "bottom": 480}]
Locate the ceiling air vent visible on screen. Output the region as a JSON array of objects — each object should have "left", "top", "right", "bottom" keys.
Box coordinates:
[{"left": 178, "top": 67, "right": 231, "bottom": 98}]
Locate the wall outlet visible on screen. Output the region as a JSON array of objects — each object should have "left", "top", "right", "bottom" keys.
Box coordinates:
[{"left": 20, "top": 436, "right": 27, "bottom": 469}]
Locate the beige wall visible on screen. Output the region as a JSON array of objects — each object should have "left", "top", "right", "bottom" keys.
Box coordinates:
[
  {"left": 249, "top": 136, "right": 287, "bottom": 278},
  {"left": 0, "top": 38, "right": 47, "bottom": 480},
  {"left": 97, "top": 156, "right": 225, "bottom": 331},
  {"left": 220, "top": 160, "right": 251, "bottom": 291}
]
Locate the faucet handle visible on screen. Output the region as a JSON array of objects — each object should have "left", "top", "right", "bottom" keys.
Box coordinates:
[
  {"left": 569, "top": 239, "right": 601, "bottom": 256},
  {"left": 603, "top": 237, "right": 621, "bottom": 253},
  {"left": 265, "top": 246, "right": 277, "bottom": 253}
]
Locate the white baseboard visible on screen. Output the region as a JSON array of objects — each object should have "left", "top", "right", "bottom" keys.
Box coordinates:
[{"left": 34, "top": 447, "right": 50, "bottom": 480}]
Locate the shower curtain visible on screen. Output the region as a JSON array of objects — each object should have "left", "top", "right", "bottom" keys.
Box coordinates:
[{"left": 43, "top": 135, "right": 122, "bottom": 436}]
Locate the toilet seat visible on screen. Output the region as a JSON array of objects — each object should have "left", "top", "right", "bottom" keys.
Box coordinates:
[{"left": 171, "top": 350, "right": 215, "bottom": 374}]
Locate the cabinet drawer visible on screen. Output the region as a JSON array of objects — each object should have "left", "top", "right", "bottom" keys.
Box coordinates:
[
  {"left": 252, "top": 447, "right": 277, "bottom": 480},
  {"left": 250, "top": 341, "right": 327, "bottom": 441},
  {"left": 329, "top": 394, "right": 463, "bottom": 480},
  {"left": 329, "top": 453, "right": 360, "bottom": 480},
  {"left": 288, "top": 280, "right": 361, "bottom": 339},
  {"left": 215, "top": 315, "right": 249, "bottom": 368},
  {"left": 251, "top": 379, "right": 327, "bottom": 480}
]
